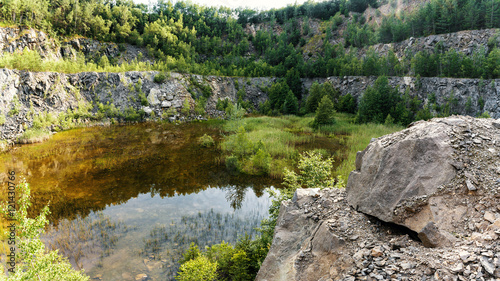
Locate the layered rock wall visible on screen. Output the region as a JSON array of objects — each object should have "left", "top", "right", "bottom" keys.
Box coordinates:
[
  {"left": 2, "top": 69, "right": 500, "bottom": 141},
  {"left": 310, "top": 76, "right": 500, "bottom": 119},
  {"left": 0, "top": 69, "right": 275, "bottom": 140}
]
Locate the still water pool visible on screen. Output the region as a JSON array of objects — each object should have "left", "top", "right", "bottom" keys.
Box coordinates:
[{"left": 0, "top": 121, "right": 339, "bottom": 280}]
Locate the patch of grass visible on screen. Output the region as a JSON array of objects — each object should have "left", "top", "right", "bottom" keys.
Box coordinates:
[
  {"left": 321, "top": 113, "right": 403, "bottom": 181},
  {"left": 198, "top": 134, "right": 215, "bottom": 147},
  {"left": 16, "top": 128, "right": 51, "bottom": 144},
  {"left": 222, "top": 116, "right": 316, "bottom": 177}
]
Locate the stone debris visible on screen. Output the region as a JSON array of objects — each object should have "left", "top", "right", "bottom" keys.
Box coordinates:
[{"left": 257, "top": 116, "right": 500, "bottom": 281}]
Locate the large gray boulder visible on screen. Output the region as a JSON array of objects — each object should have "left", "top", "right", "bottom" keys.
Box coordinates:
[{"left": 347, "top": 116, "right": 500, "bottom": 247}]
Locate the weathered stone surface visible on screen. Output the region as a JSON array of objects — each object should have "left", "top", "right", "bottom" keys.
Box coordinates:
[
  {"left": 346, "top": 118, "right": 457, "bottom": 231},
  {"left": 257, "top": 185, "right": 500, "bottom": 281},
  {"left": 417, "top": 222, "right": 455, "bottom": 248},
  {"left": 346, "top": 116, "right": 500, "bottom": 250}
]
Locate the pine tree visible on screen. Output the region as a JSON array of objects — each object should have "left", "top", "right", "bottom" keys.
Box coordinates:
[{"left": 313, "top": 95, "right": 336, "bottom": 128}]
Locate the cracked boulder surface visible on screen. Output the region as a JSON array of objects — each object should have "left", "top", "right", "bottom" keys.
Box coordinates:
[
  {"left": 347, "top": 116, "right": 500, "bottom": 248},
  {"left": 256, "top": 188, "right": 500, "bottom": 280},
  {"left": 257, "top": 116, "right": 500, "bottom": 280}
]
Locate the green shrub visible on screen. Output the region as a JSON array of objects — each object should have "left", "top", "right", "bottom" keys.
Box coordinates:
[
  {"left": 216, "top": 98, "right": 230, "bottom": 111},
  {"left": 246, "top": 148, "right": 271, "bottom": 175},
  {"left": 194, "top": 97, "right": 207, "bottom": 115},
  {"left": 181, "top": 99, "right": 191, "bottom": 115},
  {"left": 180, "top": 243, "right": 201, "bottom": 264},
  {"left": 226, "top": 103, "right": 246, "bottom": 120},
  {"left": 8, "top": 95, "right": 21, "bottom": 117},
  {"left": 0, "top": 181, "right": 89, "bottom": 280},
  {"left": 139, "top": 91, "right": 148, "bottom": 106},
  {"left": 287, "top": 150, "right": 335, "bottom": 189},
  {"left": 176, "top": 255, "right": 217, "bottom": 281},
  {"left": 154, "top": 72, "right": 167, "bottom": 83},
  {"left": 282, "top": 90, "right": 298, "bottom": 115},
  {"left": 415, "top": 105, "right": 433, "bottom": 121},
  {"left": 124, "top": 106, "right": 143, "bottom": 121},
  {"left": 313, "top": 95, "right": 336, "bottom": 128},
  {"left": 336, "top": 94, "right": 357, "bottom": 114},
  {"left": 478, "top": 111, "right": 491, "bottom": 118},
  {"left": 384, "top": 114, "right": 395, "bottom": 125},
  {"left": 0, "top": 113, "right": 5, "bottom": 125},
  {"left": 198, "top": 134, "right": 215, "bottom": 147}
]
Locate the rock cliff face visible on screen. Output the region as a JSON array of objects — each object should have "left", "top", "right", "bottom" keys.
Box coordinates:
[
  {"left": 362, "top": 28, "right": 500, "bottom": 58},
  {"left": 304, "top": 76, "right": 500, "bottom": 119},
  {"left": 1, "top": 69, "right": 500, "bottom": 141},
  {"left": 0, "top": 27, "right": 154, "bottom": 64},
  {"left": 0, "top": 69, "right": 274, "bottom": 141},
  {"left": 257, "top": 116, "right": 500, "bottom": 281}
]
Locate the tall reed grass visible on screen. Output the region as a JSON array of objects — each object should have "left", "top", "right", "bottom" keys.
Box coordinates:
[{"left": 318, "top": 113, "right": 403, "bottom": 181}]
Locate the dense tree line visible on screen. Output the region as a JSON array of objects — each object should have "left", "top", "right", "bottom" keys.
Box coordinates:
[
  {"left": 2, "top": 0, "right": 500, "bottom": 84},
  {"left": 237, "top": 0, "right": 378, "bottom": 25},
  {"left": 368, "top": 0, "right": 500, "bottom": 44}
]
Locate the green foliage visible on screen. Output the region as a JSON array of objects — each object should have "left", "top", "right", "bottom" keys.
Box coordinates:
[
  {"left": 180, "top": 243, "right": 201, "bottom": 264},
  {"left": 267, "top": 81, "right": 291, "bottom": 113},
  {"left": 32, "top": 111, "right": 57, "bottom": 129},
  {"left": 246, "top": 148, "right": 272, "bottom": 175},
  {"left": 465, "top": 97, "right": 473, "bottom": 114},
  {"left": 479, "top": 111, "right": 491, "bottom": 118},
  {"left": 0, "top": 181, "right": 89, "bottom": 280},
  {"left": 384, "top": 114, "right": 395, "bottom": 125},
  {"left": 0, "top": 0, "right": 499, "bottom": 81},
  {"left": 198, "top": 134, "right": 215, "bottom": 147},
  {"left": 305, "top": 82, "right": 340, "bottom": 114},
  {"left": 0, "top": 113, "right": 6, "bottom": 125},
  {"left": 283, "top": 150, "right": 335, "bottom": 190},
  {"left": 305, "top": 82, "right": 323, "bottom": 113},
  {"left": 415, "top": 105, "right": 433, "bottom": 121},
  {"left": 139, "top": 91, "right": 148, "bottom": 106},
  {"left": 282, "top": 91, "right": 298, "bottom": 115},
  {"left": 194, "top": 97, "right": 207, "bottom": 116},
  {"left": 96, "top": 102, "right": 121, "bottom": 119},
  {"left": 176, "top": 255, "right": 217, "bottom": 281},
  {"left": 8, "top": 95, "right": 21, "bottom": 117},
  {"left": 478, "top": 96, "right": 485, "bottom": 110},
  {"left": 357, "top": 76, "right": 421, "bottom": 126},
  {"left": 123, "top": 106, "right": 144, "bottom": 121},
  {"left": 216, "top": 98, "right": 231, "bottom": 112},
  {"left": 154, "top": 72, "right": 167, "bottom": 84},
  {"left": 181, "top": 99, "right": 191, "bottom": 116},
  {"left": 336, "top": 94, "right": 357, "bottom": 114},
  {"left": 190, "top": 77, "right": 213, "bottom": 99},
  {"left": 344, "top": 22, "right": 375, "bottom": 48},
  {"left": 313, "top": 96, "right": 336, "bottom": 128},
  {"left": 226, "top": 103, "right": 246, "bottom": 120}
]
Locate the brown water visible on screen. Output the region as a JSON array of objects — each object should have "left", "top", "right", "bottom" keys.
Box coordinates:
[{"left": 0, "top": 121, "right": 341, "bottom": 280}]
